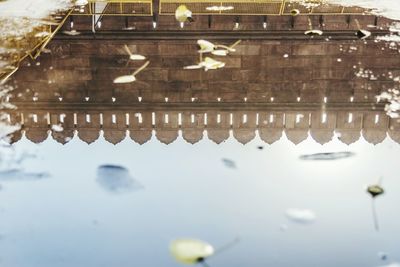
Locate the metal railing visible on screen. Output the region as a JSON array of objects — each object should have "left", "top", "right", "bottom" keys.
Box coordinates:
[
  {"left": 72, "top": 0, "right": 153, "bottom": 16},
  {"left": 159, "top": 0, "right": 366, "bottom": 15},
  {"left": 0, "top": 10, "right": 73, "bottom": 85}
]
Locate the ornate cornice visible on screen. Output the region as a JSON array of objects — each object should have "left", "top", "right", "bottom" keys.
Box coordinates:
[{"left": 5, "top": 104, "right": 398, "bottom": 145}]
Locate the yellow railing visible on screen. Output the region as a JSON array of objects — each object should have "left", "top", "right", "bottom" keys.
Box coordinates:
[
  {"left": 0, "top": 10, "right": 73, "bottom": 85},
  {"left": 159, "top": 0, "right": 366, "bottom": 15},
  {"left": 68, "top": 0, "right": 365, "bottom": 16},
  {"left": 72, "top": 0, "right": 153, "bottom": 16}
]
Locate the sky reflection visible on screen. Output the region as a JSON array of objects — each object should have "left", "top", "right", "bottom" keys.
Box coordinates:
[{"left": 0, "top": 133, "right": 399, "bottom": 267}]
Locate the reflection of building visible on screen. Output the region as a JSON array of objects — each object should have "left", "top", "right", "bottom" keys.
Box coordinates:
[
  {"left": 5, "top": 108, "right": 400, "bottom": 145},
  {"left": 5, "top": 13, "right": 400, "bottom": 145}
]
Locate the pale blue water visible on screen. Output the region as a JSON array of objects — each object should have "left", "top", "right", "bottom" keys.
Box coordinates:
[{"left": 0, "top": 132, "right": 399, "bottom": 267}]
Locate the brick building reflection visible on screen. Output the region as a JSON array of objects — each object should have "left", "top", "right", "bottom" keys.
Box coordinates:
[{"left": 5, "top": 31, "right": 400, "bottom": 145}]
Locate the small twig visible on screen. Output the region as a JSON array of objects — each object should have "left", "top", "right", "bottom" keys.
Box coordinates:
[
  {"left": 354, "top": 19, "right": 361, "bottom": 30},
  {"left": 132, "top": 61, "right": 150, "bottom": 76},
  {"left": 307, "top": 17, "right": 313, "bottom": 31},
  {"left": 212, "top": 237, "right": 241, "bottom": 258},
  {"left": 371, "top": 198, "right": 379, "bottom": 231},
  {"left": 124, "top": 44, "right": 132, "bottom": 56},
  {"left": 229, "top": 39, "right": 242, "bottom": 49}
]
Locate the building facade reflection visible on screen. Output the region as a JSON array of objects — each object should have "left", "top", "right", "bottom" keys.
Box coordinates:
[{"left": 5, "top": 32, "right": 400, "bottom": 145}]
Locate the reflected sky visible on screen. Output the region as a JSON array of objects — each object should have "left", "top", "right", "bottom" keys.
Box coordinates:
[{"left": 0, "top": 133, "right": 399, "bottom": 267}]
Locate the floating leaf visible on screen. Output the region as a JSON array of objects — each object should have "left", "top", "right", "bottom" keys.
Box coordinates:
[
  {"left": 367, "top": 185, "right": 384, "bottom": 198},
  {"left": 175, "top": 5, "right": 194, "bottom": 23},
  {"left": 124, "top": 45, "right": 146, "bottom": 61},
  {"left": 290, "top": 9, "right": 300, "bottom": 16},
  {"left": 170, "top": 239, "right": 214, "bottom": 265},
  {"left": 113, "top": 61, "right": 149, "bottom": 84},
  {"left": 305, "top": 29, "right": 323, "bottom": 36},
  {"left": 184, "top": 64, "right": 203, "bottom": 69},
  {"left": 62, "top": 30, "right": 81, "bottom": 36},
  {"left": 211, "top": 50, "right": 229, "bottom": 56},
  {"left": 367, "top": 178, "right": 385, "bottom": 231},
  {"left": 113, "top": 75, "right": 136, "bottom": 84},
  {"left": 197, "top": 40, "right": 215, "bottom": 53}
]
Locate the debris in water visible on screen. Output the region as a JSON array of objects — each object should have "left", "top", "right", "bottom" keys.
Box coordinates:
[
  {"left": 113, "top": 61, "right": 150, "bottom": 83},
  {"left": 285, "top": 208, "right": 316, "bottom": 224},
  {"left": 368, "top": 184, "right": 384, "bottom": 197},
  {"left": 299, "top": 151, "right": 355, "bottom": 161},
  {"left": 96, "top": 164, "right": 143, "bottom": 194},
  {"left": 378, "top": 251, "right": 388, "bottom": 261},
  {"left": 170, "top": 238, "right": 239, "bottom": 266},
  {"left": 367, "top": 178, "right": 385, "bottom": 231},
  {"left": 222, "top": 158, "right": 236, "bottom": 169},
  {"left": 123, "top": 44, "right": 146, "bottom": 61},
  {"left": 184, "top": 57, "right": 226, "bottom": 71},
  {"left": 304, "top": 18, "right": 323, "bottom": 36},
  {"left": 62, "top": 30, "right": 81, "bottom": 36},
  {"left": 170, "top": 239, "right": 214, "bottom": 265},
  {"left": 290, "top": 8, "right": 300, "bottom": 16},
  {"left": 354, "top": 19, "right": 371, "bottom": 40},
  {"left": 175, "top": 5, "right": 194, "bottom": 23},
  {"left": 196, "top": 39, "right": 241, "bottom": 55}
]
